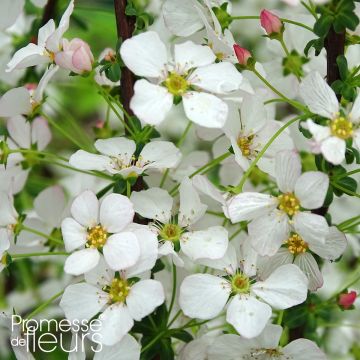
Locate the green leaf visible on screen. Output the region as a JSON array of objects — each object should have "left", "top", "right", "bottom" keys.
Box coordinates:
[
  {"left": 313, "top": 14, "right": 332, "bottom": 37},
  {"left": 336, "top": 55, "right": 348, "bottom": 80},
  {"left": 170, "top": 330, "right": 193, "bottom": 343}
]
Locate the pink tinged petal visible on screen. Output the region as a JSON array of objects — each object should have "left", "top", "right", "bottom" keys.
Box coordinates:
[
  {"left": 100, "top": 193, "right": 134, "bottom": 233},
  {"left": 174, "top": 41, "right": 215, "bottom": 70},
  {"left": 252, "top": 264, "right": 308, "bottom": 309},
  {"left": 126, "top": 280, "right": 165, "bottom": 321},
  {"left": 33, "top": 64, "right": 59, "bottom": 104},
  {"left": 7, "top": 115, "right": 31, "bottom": 148},
  {"left": 349, "top": 93, "right": 360, "bottom": 123},
  {"left": 130, "top": 188, "right": 173, "bottom": 223},
  {"left": 248, "top": 209, "right": 290, "bottom": 256},
  {"left": 60, "top": 283, "right": 108, "bottom": 321},
  {"left": 130, "top": 80, "right": 173, "bottom": 125},
  {"left": 64, "top": 248, "right": 100, "bottom": 275},
  {"left": 275, "top": 150, "right": 302, "bottom": 193},
  {"left": 69, "top": 150, "right": 110, "bottom": 171},
  {"left": 299, "top": 72, "right": 339, "bottom": 118},
  {"left": 140, "top": 141, "right": 182, "bottom": 170},
  {"left": 45, "top": 0, "right": 75, "bottom": 52},
  {"left": 162, "top": 0, "right": 204, "bottom": 37},
  {"left": 54, "top": 51, "right": 76, "bottom": 73},
  {"left": 103, "top": 232, "right": 140, "bottom": 270},
  {"left": 320, "top": 136, "right": 346, "bottom": 165},
  {"left": 295, "top": 171, "right": 329, "bottom": 209},
  {"left": 179, "top": 274, "right": 230, "bottom": 319},
  {"left": 293, "top": 212, "right": 329, "bottom": 245},
  {"left": 120, "top": 31, "right": 167, "bottom": 78},
  {"left": 178, "top": 177, "right": 207, "bottom": 227},
  {"left": 257, "top": 248, "right": 293, "bottom": 281},
  {"left": 306, "top": 119, "right": 331, "bottom": 142},
  {"left": 190, "top": 62, "right": 242, "bottom": 94},
  {"left": 283, "top": 339, "right": 327, "bottom": 360},
  {"left": 61, "top": 217, "right": 87, "bottom": 252},
  {"left": 95, "top": 137, "right": 135, "bottom": 157},
  {"left": 72, "top": 46, "right": 93, "bottom": 73},
  {"left": 183, "top": 92, "right": 228, "bottom": 128},
  {"left": 93, "top": 334, "right": 140, "bottom": 360},
  {"left": 97, "top": 304, "right": 134, "bottom": 346},
  {"left": 226, "top": 295, "right": 272, "bottom": 338},
  {"left": 294, "top": 253, "right": 323, "bottom": 291},
  {"left": 70, "top": 190, "right": 99, "bottom": 227},
  {"left": 226, "top": 192, "right": 277, "bottom": 223},
  {"left": 6, "top": 43, "right": 49, "bottom": 72},
  {"left": 126, "top": 226, "right": 158, "bottom": 277},
  {"left": 31, "top": 117, "right": 52, "bottom": 150},
  {"left": 0, "top": 88, "right": 31, "bottom": 117},
  {"left": 180, "top": 226, "right": 228, "bottom": 261},
  {"left": 309, "top": 226, "right": 347, "bottom": 261}
]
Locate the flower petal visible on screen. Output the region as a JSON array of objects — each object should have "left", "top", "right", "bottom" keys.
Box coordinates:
[
  {"left": 252, "top": 264, "right": 308, "bottom": 309},
  {"left": 71, "top": 190, "right": 99, "bottom": 228},
  {"left": 180, "top": 226, "right": 228, "bottom": 261},
  {"left": 7, "top": 115, "right": 31, "bottom": 148},
  {"left": 293, "top": 212, "right": 329, "bottom": 245},
  {"left": 61, "top": 217, "right": 87, "bottom": 252},
  {"left": 60, "top": 283, "right": 108, "bottom": 321},
  {"left": 226, "top": 193, "right": 277, "bottom": 223},
  {"left": 31, "top": 117, "right": 52, "bottom": 150},
  {"left": 183, "top": 92, "right": 228, "bottom": 128},
  {"left": 306, "top": 119, "right": 331, "bottom": 142},
  {"left": 295, "top": 171, "right": 329, "bottom": 209},
  {"left": 100, "top": 193, "right": 134, "bottom": 233},
  {"left": 103, "top": 232, "right": 140, "bottom": 270},
  {"left": 69, "top": 150, "right": 110, "bottom": 171},
  {"left": 141, "top": 141, "right": 181, "bottom": 170},
  {"left": 64, "top": 248, "right": 100, "bottom": 275},
  {"left": 320, "top": 136, "right": 346, "bottom": 165},
  {"left": 130, "top": 80, "right": 173, "bottom": 125},
  {"left": 299, "top": 72, "right": 339, "bottom": 118},
  {"left": 294, "top": 253, "right": 323, "bottom": 291},
  {"left": 130, "top": 188, "right": 173, "bottom": 223},
  {"left": 120, "top": 31, "right": 167, "bottom": 78},
  {"left": 174, "top": 41, "right": 215, "bottom": 70},
  {"left": 275, "top": 150, "right": 302, "bottom": 193},
  {"left": 179, "top": 274, "right": 230, "bottom": 319},
  {"left": 127, "top": 279, "right": 165, "bottom": 321},
  {"left": 0, "top": 88, "right": 31, "bottom": 117},
  {"left": 226, "top": 295, "right": 272, "bottom": 338},
  {"left": 283, "top": 339, "right": 327, "bottom": 360},
  {"left": 94, "top": 137, "right": 135, "bottom": 157}
]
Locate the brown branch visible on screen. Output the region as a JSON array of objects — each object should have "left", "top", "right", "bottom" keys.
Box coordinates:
[
  {"left": 114, "top": 0, "right": 136, "bottom": 116},
  {"left": 41, "top": 0, "right": 58, "bottom": 26}
]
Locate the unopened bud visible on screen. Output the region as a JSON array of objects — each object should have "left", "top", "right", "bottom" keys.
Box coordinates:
[
  {"left": 338, "top": 291, "right": 357, "bottom": 309},
  {"left": 233, "top": 45, "right": 252, "bottom": 66},
  {"left": 260, "top": 9, "right": 283, "bottom": 35}
]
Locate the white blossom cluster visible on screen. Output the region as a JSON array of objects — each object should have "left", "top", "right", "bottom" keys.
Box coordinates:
[{"left": 0, "top": 0, "right": 359, "bottom": 359}]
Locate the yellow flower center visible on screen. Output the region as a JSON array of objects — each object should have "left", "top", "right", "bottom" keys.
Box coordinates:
[
  {"left": 231, "top": 273, "right": 250, "bottom": 294},
  {"left": 86, "top": 225, "right": 108, "bottom": 249},
  {"left": 330, "top": 116, "right": 353, "bottom": 140},
  {"left": 264, "top": 348, "right": 283, "bottom": 357},
  {"left": 159, "top": 223, "right": 182, "bottom": 242},
  {"left": 285, "top": 233, "right": 308, "bottom": 255},
  {"left": 237, "top": 135, "right": 254, "bottom": 157},
  {"left": 215, "top": 52, "right": 225, "bottom": 61},
  {"left": 164, "top": 72, "right": 189, "bottom": 96},
  {"left": 278, "top": 192, "right": 300, "bottom": 216},
  {"left": 108, "top": 278, "right": 130, "bottom": 304}
]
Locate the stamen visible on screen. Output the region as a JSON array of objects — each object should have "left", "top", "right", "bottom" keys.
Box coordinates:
[
  {"left": 285, "top": 233, "right": 308, "bottom": 255},
  {"left": 86, "top": 225, "right": 108, "bottom": 249},
  {"left": 330, "top": 117, "right": 353, "bottom": 140},
  {"left": 277, "top": 192, "right": 300, "bottom": 216}
]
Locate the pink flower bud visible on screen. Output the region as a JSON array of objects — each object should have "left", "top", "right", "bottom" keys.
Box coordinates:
[
  {"left": 95, "top": 120, "right": 105, "bottom": 129},
  {"left": 233, "top": 45, "right": 252, "bottom": 66},
  {"left": 260, "top": 9, "right": 283, "bottom": 35},
  {"left": 338, "top": 291, "right": 357, "bottom": 309},
  {"left": 55, "top": 38, "right": 94, "bottom": 74},
  {"left": 25, "top": 83, "right": 37, "bottom": 91}
]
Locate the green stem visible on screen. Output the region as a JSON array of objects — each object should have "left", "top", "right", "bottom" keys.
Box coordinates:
[
  {"left": 301, "top": 1, "right": 318, "bottom": 19},
  {"left": 141, "top": 330, "right": 167, "bottom": 354},
  {"left": 41, "top": 113, "right": 86, "bottom": 150},
  {"left": 331, "top": 182, "right": 360, "bottom": 198},
  {"left": 9, "top": 148, "right": 68, "bottom": 162},
  {"left": 126, "top": 180, "right": 131, "bottom": 197},
  {"left": 233, "top": 115, "right": 304, "bottom": 193},
  {"left": 159, "top": 122, "right": 193, "bottom": 188},
  {"left": 279, "top": 37, "right": 291, "bottom": 57},
  {"left": 251, "top": 68, "right": 307, "bottom": 112},
  {"left": 25, "top": 290, "right": 64, "bottom": 319},
  {"left": 337, "top": 215, "right": 360, "bottom": 231},
  {"left": 11, "top": 252, "right": 68, "bottom": 259},
  {"left": 21, "top": 225, "right": 63, "bottom": 246},
  {"left": 277, "top": 310, "right": 284, "bottom": 325},
  {"left": 168, "top": 309, "right": 182, "bottom": 328},
  {"left": 230, "top": 15, "right": 314, "bottom": 32},
  {"left": 167, "top": 264, "right": 177, "bottom": 324},
  {"left": 332, "top": 168, "right": 360, "bottom": 180}
]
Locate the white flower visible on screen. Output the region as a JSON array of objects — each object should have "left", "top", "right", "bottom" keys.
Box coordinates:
[
  {"left": 258, "top": 227, "right": 347, "bottom": 291},
  {"left": 179, "top": 242, "right": 308, "bottom": 338},
  {"left": 120, "top": 31, "right": 242, "bottom": 128},
  {"left": 223, "top": 94, "right": 294, "bottom": 174},
  {"left": 130, "top": 177, "right": 228, "bottom": 266},
  {"left": 61, "top": 190, "right": 140, "bottom": 275},
  {"left": 6, "top": 0, "right": 74, "bottom": 72},
  {"left": 60, "top": 255, "right": 163, "bottom": 346},
  {"left": 0, "top": 229, "right": 10, "bottom": 272},
  {"left": 69, "top": 137, "right": 181, "bottom": 179},
  {"left": 208, "top": 324, "right": 326, "bottom": 359},
  {"left": 0, "top": 65, "right": 59, "bottom": 117},
  {"left": 226, "top": 150, "right": 330, "bottom": 257},
  {"left": 0, "top": 115, "right": 52, "bottom": 194},
  {"left": 300, "top": 71, "right": 360, "bottom": 164}
]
